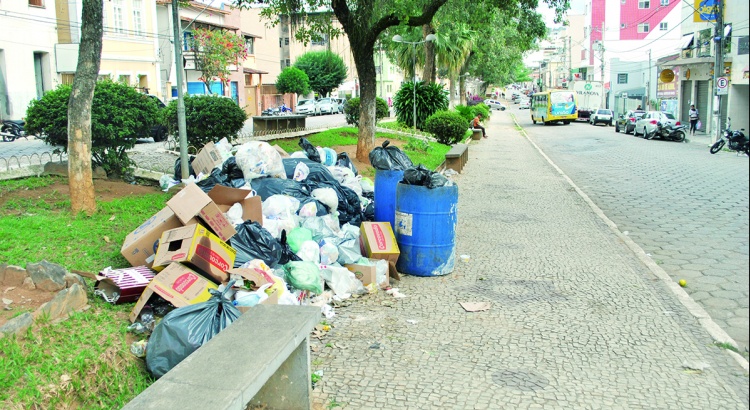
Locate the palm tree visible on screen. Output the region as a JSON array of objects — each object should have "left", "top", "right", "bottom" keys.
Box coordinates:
[{"left": 433, "top": 24, "right": 475, "bottom": 106}]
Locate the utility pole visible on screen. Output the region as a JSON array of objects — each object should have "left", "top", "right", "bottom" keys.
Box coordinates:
[
  {"left": 646, "top": 49, "right": 651, "bottom": 110},
  {"left": 712, "top": 0, "right": 724, "bottom": 143},
  {"left": 172, "top": 0, "right": 189, "bottom": 180},
  {"left": 599, "top": 22, "right": 605, "bottom": 108},
  {"left": 568, "top": 36, "right": 572, "bottom": 87}
]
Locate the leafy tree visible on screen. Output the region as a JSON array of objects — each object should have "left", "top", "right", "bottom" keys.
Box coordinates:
[
  {"left": 189, "top": 28, "right": 248, "bottom": 93},
  {"left": 67, "top": 0, "right": 103, "bottom": 214},
  {"left": 393, "top": 81, "right": 448, "bottom": 130},
  {"left": 293, "top": 51, "right": 347, "bottom": 97},
  {"left": 276, "top": 66, "right": 311, "bottom": 96},
  {"left": 26, "top": 80, "right": 160, "bottom": 178},
  {"left": 343, "top": 97, "right": 389, "bottom": 127},
  {"left": 162, "top": 95, "right": 247, "bottom": 149},
  {"left": 234, "top": 0, "right": 567, "bottom": 163}
]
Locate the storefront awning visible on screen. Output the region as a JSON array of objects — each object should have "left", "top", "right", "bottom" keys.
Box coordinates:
[
  {"left": 681, "top": 34, "right": 694, "bottom": 50},
  {"left": 243, "top": 67, "right": 268, "bottom": 74}
]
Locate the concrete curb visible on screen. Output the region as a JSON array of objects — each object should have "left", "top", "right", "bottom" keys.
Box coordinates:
[{"left": 510, "top": 113, "right": 749, "bottom": 372}]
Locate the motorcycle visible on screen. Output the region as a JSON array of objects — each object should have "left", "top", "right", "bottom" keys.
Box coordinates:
[
  {"left": 710, "top": 117, "right": 749, "bottom": 155},
  {"left": 261, "top": 104, "right": 293, "bottom": 116},
  {"left": 1, "top": 120, "right": 26, "bottom": 142},
  {"left": 646, "top": 121, "right": 687, "bottom": 142}
]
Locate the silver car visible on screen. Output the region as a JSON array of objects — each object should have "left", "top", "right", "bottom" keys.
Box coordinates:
[
  {"left": 316, "top": 98, "right": 339, "bottom": 115},
  {"left": 634, "top": 111, "right": 678, "bottom": 138},
  {"left": 590, "top": 108, "right": 614, "bottom": 126},
  {"left": 295, "top": 99, "right": 318, "bottom": 115},
  {"left": 484, "top": 99, "right": 507, "bottom": 111}
]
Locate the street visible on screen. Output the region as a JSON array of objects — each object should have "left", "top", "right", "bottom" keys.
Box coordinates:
[{"left": 513, "top": 104, "right": 750, "bottom": 352}]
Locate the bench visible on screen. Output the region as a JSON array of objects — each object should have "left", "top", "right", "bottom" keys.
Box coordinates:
[
  {"left": 123, "top": 305, "right": 320, "bottom": 410},
  {"left": 470, "top": 128, "right": 483, "bottom": 140},
  {"left": 445, "top": 143, "right": 469, "bottom": 173}
]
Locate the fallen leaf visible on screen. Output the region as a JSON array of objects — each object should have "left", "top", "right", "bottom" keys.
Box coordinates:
[
  {"left": 459, "top": 302, "right": 492, "bottom": 312},
  {"left": 109, "top": 215, "right": 116, "bottom": 221},
  {"left": 103, "top": 236, "right": 111, "bottom": 243}
]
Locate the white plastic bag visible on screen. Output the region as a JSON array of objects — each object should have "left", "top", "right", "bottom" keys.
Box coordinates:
[
  {"left": 290, "top": 151, "right": 308, "bottom": 158},
  {"left": 297, "top": 240, "right": 321, "bottom": 263},
  {"left": 262, "top": 195, "right": 301, "bottom": 220},
  {"left": 293, "top": 162, "right": 310, "bottom": 181},
  {"left": 311, "top": 187, "right": 338, "bottom": 212},
  {"left": 298, "top": 201, "right": 318, "bottom": 218},
  {"left": 316, "top": 147, "right": 337, "bottom": 166},
  {"left": 235, "top": 141, "right": 287, "bottom": 181},
  {"left": 262, "top": 216, "right": 300, "bottom": 239},
  {"left": 321, "top": 265, "right": 365, "bottom": 297},
  {"left": 214, "top": 137, "right": 234, "bottom": 163},
  {"left": 319, "top": 239, "right": 340, "bottom": 265},
  {"left": 225, "top": 202, "right": 244, "bottom": 226}
]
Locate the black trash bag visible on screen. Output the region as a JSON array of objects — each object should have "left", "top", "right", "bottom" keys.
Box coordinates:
[
  {"left": 223, "top": 177, "right": 247, "bottom": 189},
  {"left": 278, "top": 229, "right": 303, "bottom": 265},
  {"left": 362, "top": 190, "right": 374, "bottom": 200},
  {"left": 402, "top": 164, "right": 432, "bottom": 186},
  {"left": 368, "top": 140, "right": 414, "bottom": 171},
  {"left": 281, "top": 158, "right": 339, "bottom": 185},
  {"left": 363, "top": 201, "right": 375, "bottom": 221},
  {"left": 229, "top": 221, "right": 283, "bottom": 268},
  {"left": 146, "top": 284, "right": 241, "bottom": 379},
  {"left": 336, "top": 152, "right": 358, "bottom": 176},
  {"left": 173, "top": 155, "right": 196, "bottom": 180},
  {"left": 222, "top": 157, "right": 245, "bottom": 181},
  {"left": 306, "top": 180, "right": 363, "bottom": 226},
  {"left": 299, "top": 137, "right": 320, "bottom": 163},
  {"left": 251, "top": 177, "right": 329, "bottom": 216},
  {"left": 427, "top": 172, "right": 450, "bottom": 188},
  {"left": 196, "top": 168, "right": 228, "bottom": 193}
]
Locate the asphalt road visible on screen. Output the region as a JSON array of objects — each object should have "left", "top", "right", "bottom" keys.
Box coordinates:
[{"left": 512, "top": 104, "right": 749, "bottom": 352}]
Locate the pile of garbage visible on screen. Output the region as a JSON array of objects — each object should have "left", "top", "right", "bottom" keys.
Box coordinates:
[{"left": 104, "top": 137, "right": 432, "bottom": 378}]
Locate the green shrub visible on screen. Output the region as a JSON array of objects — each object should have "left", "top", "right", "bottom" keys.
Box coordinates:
[
  {"left": 393, "top": 82, "right": 448, "bottom": 130},
  {"left": 162, "top": 95, "right": 247, "bottom": 149},
  {"left": 454, "top": 105, "right": 474, "bottom": 124},
  {"left": 343, "top": 97, "right": 389, "bottom": 127},
  {"left": 424, "top": 110, "right": 468, "bottom": 145},
  {"left": 470, "top": 103, "right": 490, "bottom": 121},
  {"left": 25, "top": 80, "right": 160, "bottom": 178}
]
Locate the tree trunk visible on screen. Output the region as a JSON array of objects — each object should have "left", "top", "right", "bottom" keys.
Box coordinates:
[
  {"left": 351, "top": 46, "right": 377, "bottom": 163},
  {"left": 459, "top": 78, "right": 466, "bottom": 106},
  {"left": 68, "top": 0, "right": 103, "bottom": 215},
  {"left": 422, "top": 24, "right": 436, "bottom": 84},
  {"left": 448, "top": 76, "right": 456, "bottom": 107}
]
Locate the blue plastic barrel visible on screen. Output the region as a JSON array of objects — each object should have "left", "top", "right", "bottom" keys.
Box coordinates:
[
  {"left": 374, "top": 169, "right": 404, "bottom": 230},
  {"left": 394, "top": 182, "right": 458, "bottom": 277}
]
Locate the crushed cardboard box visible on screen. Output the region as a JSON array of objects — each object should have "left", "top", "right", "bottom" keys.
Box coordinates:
[
  {"left": 191, "top": 142, "right": 224, "bottom": 176},
  {"left": 206, "top": 185, "right": 262, "bottom": 224},
  {"left": 345, "top": 258, "right": 389, "bottom": 289},
  {"left": 152, "top": 224, "right": 236, "bottom": 284},
  {"left": 120, "top": 206, "right": 197, "bottom": 268},
  {"left": 167, "top": 183, "right": 236, "bottom": 242},
  {"left": 129, "top": 262, "right": 218, "bottom": 323},
  {"left": 94, "top": 266, "right": 156, "bottom": 304}
]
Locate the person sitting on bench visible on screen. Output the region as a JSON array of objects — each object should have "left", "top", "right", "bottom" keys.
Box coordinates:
[{"left": 473, "top": 114, "right": 487, "bottom": 139}]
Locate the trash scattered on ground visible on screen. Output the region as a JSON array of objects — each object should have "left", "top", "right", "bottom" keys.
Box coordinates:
[
  {"left": 386, "top": 288, "right": 407, "bottom": 298},
  {"left": 681, "top": 361, "right": 710, "bottom": 372},
  {"left": 459, "top": 302, "right": 491, "bottom": 312},
  {"left": 679, "top": 279, "right": 687, "bottom": 287},
  {"left": 406, "top": 319, "right": 418, "bottom": 325},
  {"left": 460, "top": 254, "right": 470, "bottom": 262}
]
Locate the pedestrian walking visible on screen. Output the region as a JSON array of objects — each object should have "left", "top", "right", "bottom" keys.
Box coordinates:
[
  {"left": 689, "top": 104, "right": 699, "bottom": 136},
  {"left": 473, "top": 113, "right": 487, "bottom": 139}
]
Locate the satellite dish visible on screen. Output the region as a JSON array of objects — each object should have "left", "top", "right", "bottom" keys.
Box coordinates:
[{"left": 659, "top": 69, "right": 675, "bottom": 83}]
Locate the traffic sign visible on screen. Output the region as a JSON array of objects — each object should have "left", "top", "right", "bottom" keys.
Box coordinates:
[{"left": 716, "top": 77, "right": 729, "bottom": 95}]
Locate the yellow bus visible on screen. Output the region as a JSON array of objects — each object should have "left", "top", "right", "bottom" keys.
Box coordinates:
[{"left": 530, "top": 90, "right": 578, "bottom": 125}]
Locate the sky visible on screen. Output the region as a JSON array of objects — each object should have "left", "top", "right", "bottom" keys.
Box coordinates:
[{"left": 525, "top": 0, "right": 587, "bottom": 66}]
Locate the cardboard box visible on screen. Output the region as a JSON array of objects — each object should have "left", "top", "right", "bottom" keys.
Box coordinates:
[
  {"left": 129, "top": 262, "right": 218, "bottom": 323},
  {"left": 192, "top": 142, "right": 224, "bottom": 176},
  {"left": 345, "top": 259, "right": 390, "bottom": 289},
  {"left": 167, "top": 183, "right": 237, "bottom": 242},
  {"left": 94, "top": 266, "right": 156, "bottom": 304},
  {"left": 120, "top": 207, "right": 197, "bottom": 268},
  {"left": 359, "top": 222, "right": 400, "bottom": 264},
  {"left": 152, "top": 224, "right": 237, "bottom": 284},
  {"left": 207, "top": 185, "right": 262, "bottom": 224},
  {"left": 272, "top": 144, "right": 291, "bottom": 158}
]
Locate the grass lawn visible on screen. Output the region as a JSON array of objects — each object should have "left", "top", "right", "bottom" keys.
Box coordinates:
[{"left": 0, "top": 127, "right": 451, "bottom": 409}]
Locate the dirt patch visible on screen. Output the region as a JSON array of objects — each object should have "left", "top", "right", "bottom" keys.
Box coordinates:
[
  {"left": 1, "top": 286, "right": 58, "bottom": 328},
  {"left": 0, "top": 178, "right": 162, "bottom": 209}
]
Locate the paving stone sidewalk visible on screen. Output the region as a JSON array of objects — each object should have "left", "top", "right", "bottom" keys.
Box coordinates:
[{"left": 310, "top": 114, "right": 748, "bottom": 409}]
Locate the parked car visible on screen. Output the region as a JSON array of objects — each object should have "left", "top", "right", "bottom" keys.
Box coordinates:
[
  {"left": 316, "top": 98, "right": 339, "bottom": 115},
  {"left": 332, "top": 98, "right": 346, "bottom": 113},
  {"left": 484, "top": 99, "right": 507, "bottom": 111},
  {"left": 634, "top": 111, "right": 679, "bottom": 137},
  {"left": 518, "top": 99, "right": 530, "bottom": 110},
  {"left": 144, "top": 95, "right": 168, "bottom": 142},
  {"left": 589, "top": 108, "right": 614, "bottom": 126},
  {"left": 615, "top": 110, "right": 646, "bottom": 134},
  {"left": 295, "top": 99, "right": 318, "bottom": 115}
]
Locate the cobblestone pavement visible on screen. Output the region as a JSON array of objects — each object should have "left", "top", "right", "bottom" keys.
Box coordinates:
[
  {"left": 310, "top": 114, "right": 748, "bottom": 409},
  {"left": 517, "top": 115, "right": 749, "bottom": 353}
]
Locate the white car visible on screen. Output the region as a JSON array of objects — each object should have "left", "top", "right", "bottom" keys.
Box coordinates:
[
  {"left": 295, "top": 99, "right": 318, "bottom": 115},
  {"left": 518, "top": 99, "right": 530, "bottom": 110},
  {"left": 634, "top": 111, "right": 679, "bottom": 137},
  {"left": 484, "top": 99, "right": 507, "bottom": 111},
  {"left": 590, "top": 108, "right": 614, "bottom": 126},
  {"left": 316, "top": 98, "right": 339, "bottom": 115}
]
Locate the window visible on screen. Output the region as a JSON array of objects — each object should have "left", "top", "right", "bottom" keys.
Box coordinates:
[
  {"left": 118, "top": 75, "right": 130, "bottom": 85},
  {"left": 184, "top": 31, "right": 195, "bottom": 51},
  {"left": 660, "top": 0, "right": 669, "bottom": 5},
  {"left": 659, "top": 22, "right": 667, "bottom": 31},
  {"left": 621, "top": 23, "right": 626, "bottom": 29},
  {"left": 387, "top": 84, "right": 392, "bottom": 92},
  {"left": 29, "top": 0, "right": 44, "bottom": 6},
  {"left": 580, "top": 49, "right": 586, "bottom": 60},
  {"left": 284, "top": 37, "right": 289, "bottom": 45},
  {"left": 739, "top": 36, "right": 749, "bottom": 55},
  {"left": 132, "top": 0, "right": 143, "bottom": 36},
  {"left": 311, "top": 33, "right": 328, "bottom": 46},
  {"left": 724, "top": 24, "right": 732, "bottom": 54},
  {"left": 245, "top": 36, "right": 255, "bottom": 55},
  {"left": 285, "top": 59, "right": 291, "bottom": 67},
  {"left": 638, "top": 23, "right": 649, "bottom": 33},
  {"left": 617, "top": 73, "right": 628, "bottom": 84},
  {"left": 638, "top": 0, "right": 650, "bottom": 8},
  {"left": 697, "top": 28, "right": 712, "bottom": 57},
  {"left": 113, "top": 0, "right": 125, "bottom": 34}
]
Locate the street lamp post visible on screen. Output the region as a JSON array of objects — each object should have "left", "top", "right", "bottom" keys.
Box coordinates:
[{"left": 392, "top": 34, "right": 437, "bottom": 131}]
